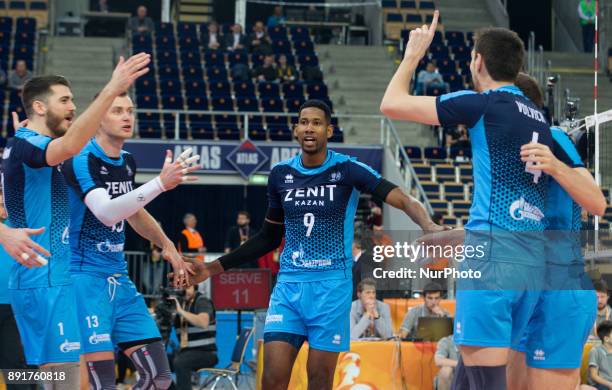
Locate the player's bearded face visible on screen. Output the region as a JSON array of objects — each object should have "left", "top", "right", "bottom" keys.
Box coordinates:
[{"left": 46, "top": 106, "right": 72, "bottom": 137}]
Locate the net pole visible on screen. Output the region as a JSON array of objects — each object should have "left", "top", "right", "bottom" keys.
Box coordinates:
[{"left": 595, "top": 0, "right": 600, "bottom": 236}]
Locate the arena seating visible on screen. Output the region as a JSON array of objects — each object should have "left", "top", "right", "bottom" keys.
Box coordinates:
[
  {"left": 0, "top": 16, "right": 36, "bottom": 139},
  {"left": 132, "top": 23, "right": 342, "bottom": 142}
]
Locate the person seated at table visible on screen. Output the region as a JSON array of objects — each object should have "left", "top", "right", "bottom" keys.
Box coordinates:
[
  {"left": 434, "top": 334, "right": 458, "bottom": 390},
  {"left": 585, "top": 321, "right": 612, "bottom": 390},
  {"left": 349, "top": 278, "right": 393, "bottom": 340},
  {"left": 399, "top": 282, "right": 450, "bottom": 339}
]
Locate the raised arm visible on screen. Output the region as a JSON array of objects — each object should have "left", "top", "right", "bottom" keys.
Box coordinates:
[
  {"left": 384, "top": 187, "right": 443, "bottom": 231},
  {"left": 380, "top": 10, "right": 440, "bottom": 125},
  {"left": 45, "top": 53, "right": 150, "bottom": 166}
]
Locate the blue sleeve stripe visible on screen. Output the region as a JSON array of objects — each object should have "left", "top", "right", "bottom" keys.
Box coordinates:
[
  {"left": 73, "top": 153, "right": 96, "bottom": 193},
  {"left": 25, "top": 134, "right": 51, "bottom": 150},
  {"left": 439, "top": 90, "right": 477, "bottom": 102},
  {"left": 551, "top": 127, "right": 583, "bottom": 166},
  {"left": 351, "top": 159, "right": 381, "bottom": 179}
]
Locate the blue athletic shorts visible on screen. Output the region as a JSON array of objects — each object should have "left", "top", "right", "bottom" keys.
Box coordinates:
[
  {"left": 10, "top": 284, "right": 81, "bottom": 365},
  {"left": 72, "top": 273, "right": 161, "bottom": 353},
  {"left": 264, "top": 278, "right": 352, "bottom": 352},
  {"left": 513, "top": 289, "right": 596, "bottom": 368}
]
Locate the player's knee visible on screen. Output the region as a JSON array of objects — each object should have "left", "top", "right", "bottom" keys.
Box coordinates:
[
  {"left": 129, "top": 341, "right": 171, "bottom": 390},
  {"left": 307, "top": 369, "right": 334, "bottom": 389},
  {"left": 152, "top": 369, "right": 172, "bottom": 389},
  {"left": 262, "top": 369, "right": 289, "bottom": 390}
]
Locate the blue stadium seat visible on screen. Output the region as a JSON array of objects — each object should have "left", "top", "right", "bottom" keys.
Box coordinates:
[
  {"left": 436, "top": 58, "right": 456, "bottom": 74},
  {"left": 183, "top": 65, "right": 204, "bottom": 80},
  {"left": 189, "top": 113, "right": 214, "bottom": 139},
  {"left": 186, "top": 95, "right": 209, "bottom": 110},
  {"left": 272, "top": 40, "right": 292, "bottom": 55},
  {"left": 250, "top": 53, "right": 265, "bottom": 67},
  {"left": 425, "top": 85, "right": 445, "bottom": 96},
  {"left": 29, "top": 1, "right": 46, "bottom": 9},
  {"left": 136, "top": 77, "right": 157, "bottom": 94},
  {"left": 206, "top": 66, "right": 228, "bottom": 81},
  {"left": 177, "top": 22, "right": 197, "bottom": 37},
  {"left": 420, "top": 1, "right": 435, "bottom": 10},
  {"left": 467, "top": 32, "right": 474, "bottom": 44},
  {"left": 430, "top": 44, "right": 449, "bottom": 59},
  {"left": 424, "top": 146, "right": 447, "bottom": 160},
  {"left": 16, "top": 17, "right": 36, "bottom": 32},
  {"left": 235, "top": 81, "right": 256, "bottom": 98},
  {"left": 179, "top": 35, "right": 200, "bottom": 48},
  {"left": 181, "top": 50, "right": 202, "bottom": 65},
  {"left": 382, "top": 0, "right": 397, "bottom": 8},
  {"left": 261, "top": 97, "right": 284, "bottom": 112},
  {"left": 156, "top": 23, "right": 174, "bottom": 36},
  {"left": 404, "top": 13, "right": 421, "bottom": 23},
  {"left": 137, "top": 112, "right": 161, "bottom": 129},
  {"left": 450, "top": 144, "right": 472, "bottom": 159},
  {"left": 0, "top": 31, "right": 11, "bottom": 46},
  {"left": 209, "top": 80, "right": 231, "bottom": 97},
  {"left": 457, "top": 59, "right": 470, "bottom": 74},
  {"left": 156, "top": 35, "right": 176, "bottom": 48},
  {"left": 158, "top": 65, "right": 180, "bottom": 80},
  {"left": 286, "top": 97, "right": 305, "bottom": 112},
  {"left": 445, "top": 73, "right": 464, "bottom": 91},
  {"left": 156, "top": 49, "right": 178, "bottom": 65},
  {"left": 211, "top": 96, "right": 234, "bottom": 110},
  {"left": 404, "top": 145, "right": 422, "bottom": 160},
  {"left": 268, "top": 25, "right": 288, "bottom": 40},
  {"left": 289, "top": 25, "right": 309, "bottom": 38},
  {"left": 297, "top": 54, "right": 318, "bottom": 67},
  {"left": 132, "top": 34, "right": 153, "bottom": 51},
  {"left": 184, "top": 79, "right": 206, "bottom": 96},
  {"left": 445, "top": 31, "right": 465, "bottom": 46},
  {"left": 306, "top": 82, "right": 328, "bottom": 99},
  {"left": 161, "top": 94, "right": 184, "bottom": 109},
  {"left": 293, "top": 40, "right": 314, "bottom": 54},
  {"left": 432, "top": 31, "right": 443, "bottom": 45},
  {"left": 14, "top": 32, "right": 34, "bottom": 46},
  {"left": 329, "top": 128, "right": 344, "bottom": 143},
  {"left": 282, "top": 81, "right": 304, "bottom": 98},
  {"left": 257, "top": 82, "right": 280, "bottom": 98},
  {"left": 138, "top": 115, "right": 163, "bottom": 138},
  {"left": 136, "top": 94, "right": 159, "bottom": 109},
  {"left": 237, "top": 96, "right": 259, "bottom": 111},
  {"left": 399, "top": 1, "right": 416, "bottom": 8},
  {"left": 424, "top": 14, "right": 441, "bottom": 23},
  {"left": 268, "top": 126, "right": 292, "bottom": 141},
  {"left": 247, "top": 116, "right": 267, "bottom": 141},
  {"left": 387, "top": 13, "right": 403, "bottom": 22},
  {"left": 215, "top": 114, "right": 240, "bottom": 140},
  {"left": 162, "top": 112, "right": 188, "bottom": 138},
  {"left": 228, "top": 51, "right": 248, "bottom": 66},
  {"left": 451, "top": 45, "right": 470, "bottom": 60},
  {"left": 204, "top": 50, "right": 225, "bottom": 67},
  {"left": 0, "top": 17, "right": 12, "bottom": 32},
  {"left": 9, "top": 1, "right": 25, "bottom": 9}
]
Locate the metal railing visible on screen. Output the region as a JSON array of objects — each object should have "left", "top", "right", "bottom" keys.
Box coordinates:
[
  {"left": 133, "top": 108, "right": 434, "bottom": 215},
  {"left": 526, "top": 31, "right": 546, "bottom": 87}
]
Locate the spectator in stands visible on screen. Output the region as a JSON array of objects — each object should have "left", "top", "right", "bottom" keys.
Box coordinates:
[
  {"left": 8, "top": 60, "right": 32, "bottom": 91},
  {"left": 267, "top": 5, "right": 286, "bottom": 28},
  {"left": 253, "top": 54, "right": 278, "bottom": 82},
  {"left": 415, "top": 62, "right": 449, "bottom": 95},
  {"left": 224, "top": 23, "right": 247, "bottom": 52},
  {"left": 202, "top": 21, "right": 222, "bottom": 51},
  {"left": 248, "top": 20, "right": 272, "bottom": 55},
  {"left": 591, "top": 279, "right": 611, "bottom": 339},
  {"left": 225, "top": 211, "right": 258, "bottom": 268},
  {"left": 579, "top": 0, "right": 596, "bottom": 53},
  {"left": 127, "top": 5, "right": 155, "bottom": 34},
  {"left": 399, "top": 282, "right": 450, "bottom": 339},
  {"left": 434, "top": 334, "right": 459, "bottom": 390},
  {"left": 258, "top": 238, "right": 283, "bottom": 279},
  {"left": 349, "top": 278, "right": 393, "bottom": 340},
  {"left": 0, "top": 68, "right": 7, "bottom": 88},
  {"left": 93, "top": 0, "right": 109, "bottom": 13},
  {"left": 177, "top": 213, "right": 206, "bottom": 261},
  {"left": 143, "top": 220, "right": 169, "bottom": 295},
  {"left": 302, "top": 65, "right": 323, "bottom": 83},
  {"left": 586, "top": 320, "right": 612, "bottom": 390},
  {"left": 351, "top": 238, "right": 363, "bottom": 299},
  {"left": 277, "top": 54, "right": 297, "bottom": 82},
  {"left": 170, "top": 285, "right": 218, "bottom": 390}
]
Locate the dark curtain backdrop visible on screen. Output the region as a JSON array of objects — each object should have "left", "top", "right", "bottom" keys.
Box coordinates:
[
  {"left": 125, "top": 184, "right": 268, "bottom": 253},
  {"left": 507, "top": 0, "right": 552, "bottom": 51}
]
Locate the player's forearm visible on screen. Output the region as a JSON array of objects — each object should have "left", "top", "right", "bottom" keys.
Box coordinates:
[
  {"left": 552, "top": 165, "right": 606, "bottom": 216},
  {"left": 46, "top": 88, "right": 118, "bottom": 166},
  {"left": 127, "top": 209, "right": 172, "bottom": 250},
  {"left": 217, "top": 220, "right": 284, "bottom": 270}
]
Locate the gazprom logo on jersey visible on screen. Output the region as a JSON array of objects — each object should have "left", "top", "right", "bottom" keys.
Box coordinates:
[
  {"left": 59, "top": 339, "right": 80, "bottom": 353},
  {"left": 96, "top": 240, "right": 125, "bottom": 253},
  {"left": 509, "top": 197, "right": 544, "bottom": 222},
  {"left": 89, "top": 332, "right": 111, "bottom": 345},
  {"left": 226, "top": 140, "right": 269, "bottom": 179}
]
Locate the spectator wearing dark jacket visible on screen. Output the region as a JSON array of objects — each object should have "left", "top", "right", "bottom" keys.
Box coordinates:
[
  {"left": 253, "top": 54, "right": 278, "bottom": 82},
  {"left": 224, "top": 24, "right": 248, "bottom": 52},
  {"left": 248, "top": 21, "right": 272, "bottom": 55},
  {"left": 201, "top": 21, "right": 223, "bottom": 51}
]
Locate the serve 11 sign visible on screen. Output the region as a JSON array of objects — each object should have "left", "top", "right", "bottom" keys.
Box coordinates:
[{"left": 211, "top": 269, "right": 271, "bottom": 310}]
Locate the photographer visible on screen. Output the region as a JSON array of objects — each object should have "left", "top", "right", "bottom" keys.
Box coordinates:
[{"left": 169, "top": 286, "right": 218, "bottom": 390}]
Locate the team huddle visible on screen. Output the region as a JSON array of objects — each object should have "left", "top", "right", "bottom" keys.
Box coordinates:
[{"left": 0, "top": 8, "right": 606, "bottom": 390}]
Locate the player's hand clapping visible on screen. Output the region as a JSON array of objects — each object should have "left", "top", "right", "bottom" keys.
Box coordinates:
[
  {"left": 161, "top": 244, "right": 195, "bottom": 288},
  {"left": 404, "top": 10, "right": 439, "bottom": 62},
  {"left": 169, "top": 258, "right": 224, "bottom": 287},
  {"left": 0, "top": 226, "right": 50, "bottom": 268},
  {"left": 158, "top": 148, "right": 201, "bottom": 191},
  {"left": 105, "top": 52, "right": 151, "bottom": 96},
  {"left": 520, "top": 141, "right": 561, "bottom": 176}
]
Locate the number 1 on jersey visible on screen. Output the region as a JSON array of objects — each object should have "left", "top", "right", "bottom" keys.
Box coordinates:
[{"left": 304, "top": 213, "right": 315, "bottom": 237}]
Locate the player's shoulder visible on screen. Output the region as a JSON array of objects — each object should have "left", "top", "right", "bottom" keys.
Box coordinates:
[
  {"left": 438, "top": 89, "right": 479, "bottom": 102},
  {"left": 14, "top": 127, "right": 52, "bottom": 150}
]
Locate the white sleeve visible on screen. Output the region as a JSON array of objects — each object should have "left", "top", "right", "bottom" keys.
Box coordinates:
[{"left": 84, "top": 176, "right": 165, "bottom": 227}]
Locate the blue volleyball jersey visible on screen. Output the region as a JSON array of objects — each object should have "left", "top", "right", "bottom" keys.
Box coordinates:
[
  {"left": 436, "top": 85, "right": 553, "bottom": 232},
  {"left": 1, "top": 128, "right": 71, "bottom": 289},
  {"left": 267, "top": 150, "right": 381, "bottom": 281},
  {"left": 546, "top": 127, "right": 585, "bottom": 264},
  {"left": 0, "top": 244, "right": 10, "bottom": 303},
  {"left": 62, "top": 139, "right": 136, "bottom": 276}
]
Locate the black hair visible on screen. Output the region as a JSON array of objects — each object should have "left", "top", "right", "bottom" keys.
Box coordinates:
[
  {"left": 298, "top": 99, "right": 332, "bottom": 124},
  {"left": 423, "top": 282, "right": 444, "bottom": 297},
  {"left": 598, "top": 320, "right": 612, "bottom": 343},
  {"left": 474, "top": 27, "right": 524, "bottom": 82},
  {"left": 595, "top": 279, "right": 609, "bottom": 294}
]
